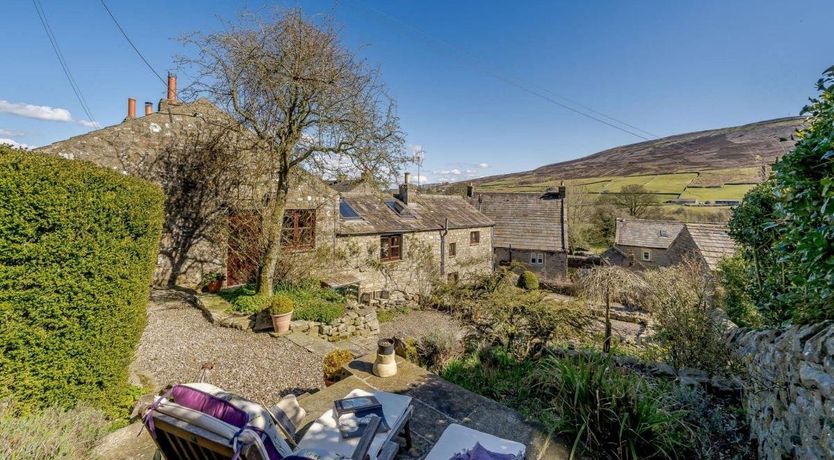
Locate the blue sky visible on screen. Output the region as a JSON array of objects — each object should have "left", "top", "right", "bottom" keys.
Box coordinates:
[{"left": 2, "top": 1, "right": 832, "bottom": 183}]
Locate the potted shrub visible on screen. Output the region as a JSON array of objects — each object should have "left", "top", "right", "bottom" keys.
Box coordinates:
[
  {"left": 203, "top": 272, "right": 225, "bottom": 294},
  {"left": 269, "top": 294, "right": 294, "bottom": 334},
  {"left": 323, "top": 349, "right": 354, "bottom": 386}
]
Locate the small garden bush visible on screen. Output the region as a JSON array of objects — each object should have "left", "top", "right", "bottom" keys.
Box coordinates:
[
  {"left": 230, "top": 293, "right": 271, "bottom": 314},
  {"left": 323, "top": 349, "right": 353, "bottom": 381},
  {"left": 517, "top": 270, "right": 539, "bottom": 290},
  {"left": 0, "top": 149, "right": 164, "bottom": 416},
  {"left": 275, "top": 279, "right": 346, "bottom": 324},
  {"left": 0, "top": 400, "right": 109, "bottom": 459},
  {"left": 269, "top": 294, "right": 294, "bottom": 315},
  {"left": 528, "top": 352, "right": 691, "bottom": 459}
]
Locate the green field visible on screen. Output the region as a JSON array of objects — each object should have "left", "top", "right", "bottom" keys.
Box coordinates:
[
  {"left": 475, "top": 168, "right": 759, "bottom": 204},
  {"left": 679, "top": 184, "right": 755, "bottom": 201}
]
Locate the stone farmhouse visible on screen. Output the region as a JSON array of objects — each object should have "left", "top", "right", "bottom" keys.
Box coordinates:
[
  {"left": 604, "top": 218, "right": 736, "bottom": 271},
  {"left": 468, "top": 187, "right": 569, "bottom": 280},
  {"left": 36, "top": 77, "right": 494, "bottom": 299}
]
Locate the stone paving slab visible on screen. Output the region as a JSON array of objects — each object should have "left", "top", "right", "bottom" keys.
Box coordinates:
[{"left": 298, "top": 353, "right": 570, "bottom": 459}]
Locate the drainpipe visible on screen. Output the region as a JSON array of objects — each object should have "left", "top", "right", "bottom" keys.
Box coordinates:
[{"left": 439, "top": 218, "right": 449, "bottom": 276}]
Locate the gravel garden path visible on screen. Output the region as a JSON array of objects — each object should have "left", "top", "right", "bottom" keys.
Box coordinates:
[
  {"left": 380, "top": 309, "right": 465, "bottom": 341},
  {"left": 130, "top": 289, "right": 322, "bottom": 407}
]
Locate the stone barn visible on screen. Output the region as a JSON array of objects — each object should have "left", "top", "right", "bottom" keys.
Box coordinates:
[{"left": 468, "top": 187, "right": 569, "bottom": 280}]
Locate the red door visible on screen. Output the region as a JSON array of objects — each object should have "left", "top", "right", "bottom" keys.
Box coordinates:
[{"left": 226, "top": 213, "right": 263, "bottom": 287}]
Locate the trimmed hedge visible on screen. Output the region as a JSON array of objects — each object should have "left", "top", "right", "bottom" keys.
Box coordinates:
[{"left": 0, "top": 149, "right": 164, "bottom": 416}]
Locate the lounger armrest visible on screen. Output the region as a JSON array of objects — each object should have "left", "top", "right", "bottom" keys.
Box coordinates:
[{"left": 351, "top": 415, "right": 382, "bottom": 460}]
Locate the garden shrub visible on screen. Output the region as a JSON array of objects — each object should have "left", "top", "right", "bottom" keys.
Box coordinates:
[
  {"left": 268, "top": 294, "right": 294, "bottom": 315},
  {"left": 528, "top": 352, "right": 691, "bottom": 459},
  {"left": 230, "top": 294, "right": 271, "bottom": 314},
  {"left": 642, "top": 259, "right": 735, "bottom": 374},
  {"left": 716, "top": 253, "right": 762, "bottom": 328},
  {"left": 275, "top": 280, "right": 346, "bottom": 324},
  {"left": 517, "top": 270, "right": 539, "bottom": 290},
  {"left": 323, "top": 349, "right": 353, "bottom": 381},
  {"left": 0, "top": 150, "right": 164, "bottom": 416},
  {"left": 414, "top": 330, "right": 462, "bottom": 372},
  {"left": 0, "top": 399, "right": 109, "bottom": 459},
  {"left": 730, "top": 66, "right": 834, "bottom": 323}
]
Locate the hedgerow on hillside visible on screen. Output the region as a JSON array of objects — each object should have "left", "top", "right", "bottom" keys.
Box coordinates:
[{"left": 0, "top": 147, "right": 164, "bottom": 416}]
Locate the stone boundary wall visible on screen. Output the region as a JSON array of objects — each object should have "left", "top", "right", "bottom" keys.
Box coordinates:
[
  {"left": 726, "top": 321, "right": 834, "bottom": 459},
  {"left": 289, "top": 303, "right": 379, "bottom": 342}
]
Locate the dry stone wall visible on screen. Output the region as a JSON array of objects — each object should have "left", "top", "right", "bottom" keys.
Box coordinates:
[
  {"left": 289, "top": 302, "right": 379, "bottom": 342},
  {"left": 727, "top": 321, "right": 834, "bottom": 459}
]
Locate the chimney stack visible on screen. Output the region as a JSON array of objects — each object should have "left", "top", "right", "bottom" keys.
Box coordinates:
[
  {"left": 398, "top": 172, "right": 417, "bottom": 206},
  {"left": 167, "top": 73, "right": 177, "bottom": 101},
  {"left": 466, "top": 183, "right": 475, "bottom": 198},
  {"left": 144, "top": 102, "right": 153, "bottom": 116},
  {"left": 127, "top": 98, "right": 136, "bottom": 119}
]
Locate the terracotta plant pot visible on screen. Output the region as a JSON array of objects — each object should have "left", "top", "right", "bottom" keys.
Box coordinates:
[
  {"left": 206, "top": 279, "right": 223, "bottom": 294},
  {"left": 271, "top": 311, "right": 293, "bottom": 334}
]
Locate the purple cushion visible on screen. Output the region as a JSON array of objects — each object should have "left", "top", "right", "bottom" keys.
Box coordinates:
[
  {"left": 170, "top": 385, "right": 249, "bottom": 428},
  {"left": 450, "top": 442, "right": 522, "bottom": 460}
]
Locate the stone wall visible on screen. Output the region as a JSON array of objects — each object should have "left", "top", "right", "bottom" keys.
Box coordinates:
[
  {"left": 493, "top": 248, "right": 568, "bottom": 280},
  {"left": 288, "top": 302, "right": 379, "bottom": 342},
  {"left": 727, "top": 321, "right": 834, "bottom": 459},
  {"left": 332, "top": 227, "right": 493, "bottom": 300},
  {"left": 615, "top": 244, "right": 672, "bottom": 268}
]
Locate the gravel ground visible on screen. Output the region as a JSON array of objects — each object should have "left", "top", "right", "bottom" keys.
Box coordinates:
[
  {"left": 131, "top": 290, "right": 322, "bottom": 407},
  {"left": 379, "top": 309, "right": 464, "bottom": 341}
]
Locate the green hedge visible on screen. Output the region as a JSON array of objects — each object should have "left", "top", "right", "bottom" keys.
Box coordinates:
[{"left": 0, "top": 149, "right": 164, "bottom": 416}]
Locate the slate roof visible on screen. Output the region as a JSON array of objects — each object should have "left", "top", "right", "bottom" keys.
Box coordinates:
[
  {"left": 683, "top": 223, "right": 737, "bottom": 270},
  {"left": 338, "top": 193, "right": 493, "bottom": 236},
  {"left": 470, "top": 192, "right": 567, "bottom": 252},
  {"left": 614, "top": 218, "right": 685, "bottom": 249}
]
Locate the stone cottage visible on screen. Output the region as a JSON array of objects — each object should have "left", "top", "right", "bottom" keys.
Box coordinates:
[
  {"left": 331, "top": 173, "right": 494, "bottom": 300},
  {"left": 666, "top": 223, "right": 737, "bottom": 271},
  {"left": 605, "top": 218, "right": 736, "bottom": 271},
  {"left": 36, "top": 77, "right": 494, "bottom": 298},
  {"left": 605, "top": 218, "right": 685, "bottom": 268},
  {"left": 467, "top": 187, "right": 569, "bottom": 280}
]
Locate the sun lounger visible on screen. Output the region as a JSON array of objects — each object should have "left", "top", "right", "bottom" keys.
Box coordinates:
[{"left": 142, "top": 383, "right": 413, "bottom": 460}]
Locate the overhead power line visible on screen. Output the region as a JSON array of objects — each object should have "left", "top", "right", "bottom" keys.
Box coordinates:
[
  {"left": 354, "top": 3, "right": 659, "bottom": 141},
  {"left": 99, "top": 0, "right": 167, "bottom": 86},
  {"left": 32, "top": 0, "right": 98, "bottom": 128}
]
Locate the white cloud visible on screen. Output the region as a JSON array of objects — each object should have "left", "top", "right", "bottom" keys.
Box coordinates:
[
  {"left": 0, "top": 100, "right": 72, "bottom": 122},
  {"left": 413, "top": 175, "right": 429, "bottom": 184},
  {"left": 0, "top": 138, "right": 31, "bottom": 149},
  {"left": 78, "top": 120, "right": 101, "bottom": 129},
  {"left": 478, "top": 163, "right": 489, "bottom": 169},
  {"left": 0, "top": 128, "right": 24, "bottom": 137}
]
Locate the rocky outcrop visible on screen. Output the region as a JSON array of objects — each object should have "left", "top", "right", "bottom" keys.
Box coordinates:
[{"left": 727, "top": 321, "right": 834, "bottom": 459}]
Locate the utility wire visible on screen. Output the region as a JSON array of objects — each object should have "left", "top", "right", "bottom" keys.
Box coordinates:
[
  {"left": 355, "top": 3, "right": 659, "bottom": 141},
  {"left": 32, "top": 0, "right": 98, "bottom": 128},
  {"left": 99, "top": 0, "right": 167, "bottom": 86}
]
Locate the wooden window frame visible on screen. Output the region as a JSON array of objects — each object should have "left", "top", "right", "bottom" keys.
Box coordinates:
[
  {"left": 380, "top": 234, "right": 403, "bottom": 262},
  {"left": 449, "top": 242, "right": 457, "bottom": 257},
  {"left": 469, "top": 231, "right": 480, "bottom": 245},
  {"left": 530, "top": 252, "right": 544, "bottom": 265},
  {"left": 281, "top": 209, "right": 316, "bottom": 251}
]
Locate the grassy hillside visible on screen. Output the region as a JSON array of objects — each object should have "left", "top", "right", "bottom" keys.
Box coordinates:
[{"left": 444, "top": 117, "right": 805, "bottom": 206}]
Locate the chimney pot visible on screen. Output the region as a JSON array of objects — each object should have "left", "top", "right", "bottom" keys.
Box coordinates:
[
  {"left": 167, "top": 73, "right": 177, "bottom": 101},
  {"left": 127, "top": 98, "right": 136, "bottom": 119},
  {"left": 144, "top": 102, "right": 153, "bottom": 116},
  {"left": 404, "top": 172, "right": 411, "bottom": 185},
  {"left": 466, "top": 183, "right": 475, "bottom": 198}
]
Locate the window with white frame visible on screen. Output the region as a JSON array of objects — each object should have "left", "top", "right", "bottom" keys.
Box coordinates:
[
  {"left": 530, "top": 252, "right": 544, "bottom": 265},
  {"left": 642, "top": 250, "right": 652, "bottom": 261}
]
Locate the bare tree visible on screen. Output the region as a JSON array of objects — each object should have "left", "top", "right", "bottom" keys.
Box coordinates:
[
  {"left": 179, "top": 9, "right": 406, "bottom": 294},
  {"left": 577, "top": 265, "right": 645, "bottom": 353},
  {"left": 607, "top": 184, "right": 658, "bottom": 218}
]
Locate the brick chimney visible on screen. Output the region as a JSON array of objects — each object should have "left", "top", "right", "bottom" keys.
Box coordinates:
[
  {"left": 127, "top": 98, "right": 136, "bottom": 119},
  {"left": 144, "top": 102, "right": 153, "bottom": 116},
  {"left": 167, "top": 73, "right": 177, "bottom": 101},
  {"left": 398, "top": 172, "right": 417, "bottom": 206}
]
